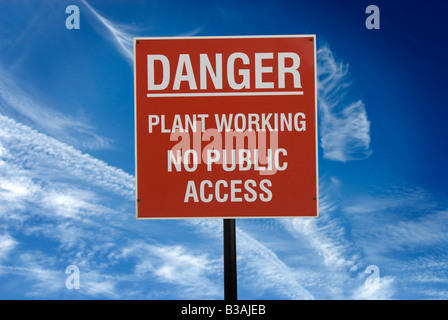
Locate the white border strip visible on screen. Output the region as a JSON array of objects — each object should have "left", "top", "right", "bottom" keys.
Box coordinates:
[
  {"left": 135, "top": 34, "right": 316, "bottom": 40},
  {"left": 147, "top": 91, "right": 304, "bottom": 98}
]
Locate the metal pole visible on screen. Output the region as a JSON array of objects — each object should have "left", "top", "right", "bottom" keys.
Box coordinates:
[{"left": 223, "top": 218, "right": 237, "bottom": 300}]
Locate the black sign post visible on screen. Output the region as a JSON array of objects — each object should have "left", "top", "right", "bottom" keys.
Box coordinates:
[{"left": 223, "top": 218, "right": 237, "bottom": 300}]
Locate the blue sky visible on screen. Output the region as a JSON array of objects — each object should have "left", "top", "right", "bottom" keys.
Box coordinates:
[{"left": 0, "top": 0, "right": 447, "bottom": 299}]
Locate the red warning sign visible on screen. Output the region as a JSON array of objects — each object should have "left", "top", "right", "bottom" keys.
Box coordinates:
[{"left": 134, "top": 35, "right": 318, "bottom": 219}]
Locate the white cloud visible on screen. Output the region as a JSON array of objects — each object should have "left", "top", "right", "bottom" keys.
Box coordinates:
[
  {"left": 345, "top": 187, "right": 447, "bottom": 250},
  {"left": 189, "top": 219, "right": 315, "bottom": 300},
  {"left": 377, "top": 211, "right": 448, "bottom": 250},
  {"left": 175, "top": 26, "right": 203, "bottom": 37},
  {"left": 279, "top": 177, "right": 367, "bottom": 298},
  {"left": 317, "top": 44, "right": 372, "bottom": 162},
  {"left": 0, "top": 69, "right": 112, "bottom": 151},
  {"left": 285, "top": 217, "right": 357, "bottom": 270},
  {"left": 341, "top": 185, "right": 448, "bottom": 298},
  {"left": 81, "top": 0, "right": 136, "bottom": 63},
  {"left": 345, "top": 186, "right": 436, "bottom": 215},
  {"left": 0, "top": 113, "right": 134, "bottom": 200},
  {"left": 286, "top": 178, "right": 359, "bottom": 270},
  {"left": 401, "top": 254, "right": 448, "bottom": 299},
  {"left": 81, "top": 0, "right": 203, "bottom": 65},
  {"left": 80, "top": 270, "right": 120, "bottom": 298},
  {"left": 351, "top": 275, "right": 395, "bottom": 300},
  {"left": 116, "top": 241, "right": 221, "bottom": 299},
  {"left": 0, "top": 234, "right": 17, "bottom": 263},
  {"left": 0, "top": 113, "right": 135, "bottom": 295},
  {"left": 236, "top": 226, "right": 315, "bottom": 300}
]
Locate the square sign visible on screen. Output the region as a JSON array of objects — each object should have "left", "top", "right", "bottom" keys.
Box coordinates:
[{"left": 134, "top": 35, "right": 318, "bottom": 219}]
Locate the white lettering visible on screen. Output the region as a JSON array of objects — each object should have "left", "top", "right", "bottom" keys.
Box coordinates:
[
  {"left": 183, "top": 179, "right": 273, "bottom": 203},
  {"left": 200, "top": 53, "right": 223, "bottom": 90},
  {"left": 147, "top": 55, "right": 170, "bottom": 90},
  {"left": 227, "top": 53, "right": 250, "bottom": 90},
  {"left": 278, "top": 52, "right": 301, "bottom": 88},
  {"left": 173, "top": 54, "right": 197, "bottom": 90},
  {"left": 146, "top": 52, "right": 303, "bottom": 93},
  {"left": 255, "top": 53, "right": 274, "bottom": 89}
]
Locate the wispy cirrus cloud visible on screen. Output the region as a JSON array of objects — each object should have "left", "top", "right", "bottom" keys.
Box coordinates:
[
  {"left": 317, "top": 44, "right": 372, "bottom": 162},
  {"left": 343, "top": 185, "right": 448, "bottom": 299},
  {"left": 236, "top": 225, "right": 315, "bottom": 300},
  {"left": 0, "top": 113, "right": 134, "bottom": 201},
  {"left": 81, "top": 0, "right": 202, "bottom": 64},
  {"left": 286, "top": 179, "right": 358, "bottom": 270},
  {"left": 401, "top": 253, "right": 448, "bottom": 299},
  {"left": 0, "top": 235, "right": 17, "bottom": 263},
  {"left": 0, "top": 68, "right": 112, "bottom": 151},
  {"left": 345, "top": 186, "right": 437, "bottom": 216},
  {"left": 115, "top": 241, "right": 222, "bottom": 299},
  {"left": 347, "top": 187, "right": 448, "bottom": 252},
  {"left": 351, "top": 275, "right": 395, "bottom": 300},
  {"left": 0, "top": 112, "right": 220, "bottom": 299},
  {"left": 278, "top": 177, "right": 380, "bottom": 299},
  {"left": 189, "top": 219, "right": 315, "bottom": 300},
  {"left": 81, "top": 0, "right": 135, "bottom": 63}
]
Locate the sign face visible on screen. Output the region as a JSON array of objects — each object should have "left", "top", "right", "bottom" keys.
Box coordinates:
[{"left": 134, "top": 35, "right": 318, "bottom": 219}]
